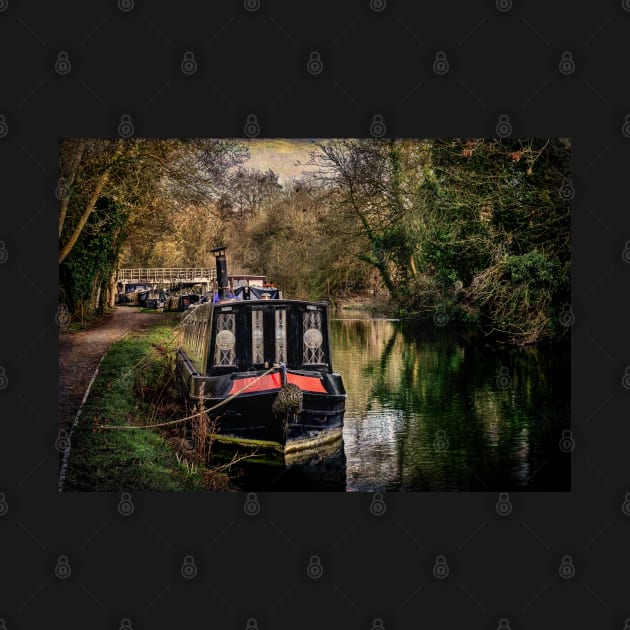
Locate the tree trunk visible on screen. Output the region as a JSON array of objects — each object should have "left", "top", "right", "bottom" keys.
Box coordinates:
[
  {"left": 108, "top": 273, "right": 118, "bottom": 308},
  {"left": 98, "top": 279, "right": 109, "bottom": 316},
  {"left": 377, "top": 260, "right": 399, "bottom": 302},
  {"left": 94, "top": 283, "right": 102, "bottom": 316}
]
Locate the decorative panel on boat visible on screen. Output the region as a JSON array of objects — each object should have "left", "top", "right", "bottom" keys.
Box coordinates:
[
  {"left": 252, "top": 309, "right": 264, "bottom": 365},
  {"left": 303, "top": 308, "right": 325, "bottom": 364},
  {"left": 214, "top": 312, "right": 236, "bottom": 366},
  {"left": 275, "top": 308, "right": 287, "bottom": 363}
]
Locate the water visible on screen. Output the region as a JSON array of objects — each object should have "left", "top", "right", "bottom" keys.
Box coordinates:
[{"left": 332, "top": 316, "right": 570, "bottom": 492}]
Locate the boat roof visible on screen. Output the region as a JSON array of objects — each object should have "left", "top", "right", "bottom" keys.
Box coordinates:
[{"left": 212, "top": 298, "right": 329, "bottom": 306}]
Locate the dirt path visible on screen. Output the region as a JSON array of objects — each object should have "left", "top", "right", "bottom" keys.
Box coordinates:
[{"left": 58, "top": 307, "right": 169, "bottom": 430}]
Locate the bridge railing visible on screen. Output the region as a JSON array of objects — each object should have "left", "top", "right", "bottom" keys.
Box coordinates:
[{"left": 117, "top": 268, "right": 217, "bottom": 282}]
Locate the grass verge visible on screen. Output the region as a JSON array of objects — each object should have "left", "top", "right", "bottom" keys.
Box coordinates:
[{"left": 63, "top": 322, "right": 234, "bottom": 491}]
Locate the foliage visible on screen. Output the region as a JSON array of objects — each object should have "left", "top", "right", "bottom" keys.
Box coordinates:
[
  {"left": 223, "top": 177, "right": 374, "bottom": 301},
  {"left": 59, "top": 137, "right": 571, "bottom": 345},
  {"left": 306, "top": 138, "right": 571, "bottom": 344},
  {"left": 59, "top": 196, "right": 129, "bottom": 315},
  {"left": 58, "top": 138, "right": 249, "bottom": 318}
]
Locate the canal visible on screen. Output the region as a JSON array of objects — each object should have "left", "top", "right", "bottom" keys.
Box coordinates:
[
  {"left": 239, "top": 315, "right": 570, "bottom": 492},
  {"left": 333, "top": 315, "right": 571, "bottom": 492}
]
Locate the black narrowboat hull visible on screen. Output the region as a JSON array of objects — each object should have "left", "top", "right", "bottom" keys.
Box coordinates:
[
  {"left": 197, "top": 391, "right": 345, "bottom": 451},
  {"left": 174, "top": 292, "right": 346, "bottom": 453},
  {"left": 176, "top": 349, "right": 345, "bottom": 450}
]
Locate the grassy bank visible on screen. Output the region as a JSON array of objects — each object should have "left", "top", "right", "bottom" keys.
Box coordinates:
[{"left": 62, "top": 321, "right": 234, "bottom": 491}]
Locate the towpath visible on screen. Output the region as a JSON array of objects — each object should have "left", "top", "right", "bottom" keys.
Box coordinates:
[{"left": 58, "top": 307, "right": 169, "bottom": 431}]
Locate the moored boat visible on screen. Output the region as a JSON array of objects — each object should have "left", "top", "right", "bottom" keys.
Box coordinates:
[
  {"left": 175, "top": 247, "right": 346, "bottom": 452},
  {"left": 117, "top": 282, "right": 152, "bottom": 305},
  {"left": 165, "top": 281, "right": 207, "bottom": 311}
]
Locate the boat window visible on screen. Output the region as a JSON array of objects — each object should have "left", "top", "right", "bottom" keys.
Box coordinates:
[
  {"left": 214, "top": 312, "right": 236, "bottom": 366},
  {"left": 303, "top": 309, "right": 325, "bottom": 364},
  {"left": 275, "top": 308, "right": 287, "bottom": 363},
  {"left": 251, "top": 310, "right": 264, "bottom": 364}
]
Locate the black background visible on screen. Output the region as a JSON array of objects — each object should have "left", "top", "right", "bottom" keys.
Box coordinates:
[{"left": 1, "top": 0, "right": 629, "bottom": 628}]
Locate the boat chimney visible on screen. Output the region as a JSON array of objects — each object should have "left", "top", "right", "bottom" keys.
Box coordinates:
[{"left": 211, "top": 246, "right": 229, "bottom": 300}]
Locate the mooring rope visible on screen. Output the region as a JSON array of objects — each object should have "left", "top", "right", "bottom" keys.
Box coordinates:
[{"left": 98, "top": 364, "right": 280, "bottom": 430}]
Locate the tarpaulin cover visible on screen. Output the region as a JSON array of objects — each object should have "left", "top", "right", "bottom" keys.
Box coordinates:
[{"left": 233, "top": 285, "right": 280, "bottom": 300}]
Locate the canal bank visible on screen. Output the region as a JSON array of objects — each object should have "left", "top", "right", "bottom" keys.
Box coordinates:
[
  {"left": 59, "top": 308, "right": 570, "bottom": 492},
  {"left": 60, "top": 312, "right": 236, "bottom": 491}
]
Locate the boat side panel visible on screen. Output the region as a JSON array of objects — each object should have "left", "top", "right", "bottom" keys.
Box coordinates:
[{"left": 180, "top": 303, "right": 213, "bottom": 376}]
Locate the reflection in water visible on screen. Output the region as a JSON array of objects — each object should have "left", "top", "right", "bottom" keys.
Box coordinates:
[
  {"left": 237, "top": 440, "right": 347, "bottom": 491},
  {"left": 237, "top": 317, "right": 569, "bottom": 491},
  {"left": 284, "top": 439, "right": 347, "bottom": 491},
  {"left": 331, "top": 317, "right": 570, "bottom": 492}
]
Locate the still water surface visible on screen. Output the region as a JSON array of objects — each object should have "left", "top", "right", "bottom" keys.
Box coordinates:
[
  {"left": 239, "top": 314, "right": 570, "bottom": 492},
  {"left": 332, "top": 315, "right": 570, "bottom": 492}
]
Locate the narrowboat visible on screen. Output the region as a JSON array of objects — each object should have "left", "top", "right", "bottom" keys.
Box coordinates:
[
  {"left": 165, "top": 282, "right": 207, "bottom": 311},
  {"left": 117, "top": 282, "right": 151, "bottom": 305},
  {"left": 175, "top": 247, "right": 346, "bottom": 452},
  {"left": 143, "top": 288, "right": 168, "bottom": 310}
]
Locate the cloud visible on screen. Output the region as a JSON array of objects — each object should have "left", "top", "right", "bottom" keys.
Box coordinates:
[{"left": 243, "top": 138, "right": 322, "bottom": 184}]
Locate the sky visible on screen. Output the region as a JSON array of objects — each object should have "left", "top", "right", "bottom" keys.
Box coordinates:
[{"left": 242, "top": 138, "right": 323, "bottom": 184}]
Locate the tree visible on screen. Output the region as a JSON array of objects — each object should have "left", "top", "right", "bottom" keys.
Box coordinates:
[
  {"left": 426, "top": 138, "right": 571, "bottom": 342},
  {"left": 58, "top": 138, "right": 249, "bottom": 317},
  {"left": 58, "top": 139, "right": 126, "bottom": 264},
  {"left": 306, "top": 137, "right": 570, "bottom": 343},
  {"left": 229, "top": 167, "right": 282, "bottom": 221},
  {"left": 307, "top": 139, "right": 432, "bottom": 302}
]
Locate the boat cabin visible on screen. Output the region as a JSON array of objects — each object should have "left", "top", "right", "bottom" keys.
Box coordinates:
[
  {"left": 180, "top": 299, "right": 335, "bottom": 380},
  {"left": 174, "top": 246, "right": 346, "bottom": 448}
]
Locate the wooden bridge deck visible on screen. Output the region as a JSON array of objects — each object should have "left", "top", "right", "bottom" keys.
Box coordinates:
[
  {"left": 116, "top": 268, "right": 217, "bottom": 284},
  {"left": 116, "top": 269, "right": 266, "bottom": 289}
]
